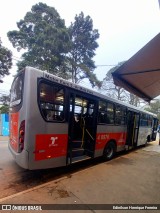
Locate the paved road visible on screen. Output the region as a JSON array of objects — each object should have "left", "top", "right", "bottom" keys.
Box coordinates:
[
  {"left": 0, "top": 140, "right": 103, "bottom": 199},
  {"left": 0, "top": 140, "right": 26, "bottom": 198},
  {"left": 1, "top": 137, "right": 160, "bottom": 210},
  {"left": 0, "top": 139, "right": 160, "bottom": 213}
]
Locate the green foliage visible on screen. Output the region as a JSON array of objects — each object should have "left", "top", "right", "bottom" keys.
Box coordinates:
[
  {"left": 0, "top": 38, "right": 12, "bottom": 77},
  {"left": 8, "top": 2, "right": 70, "bottom": 76},
  {"left": 68, "top": 12, "right": 100, "bottom": 87},
  {"left": 0, "top": 95, "right": 10, "bottom": 114},
  {"left": 145, "top": 100, "right": 160, "bottom": 120},
  {"left": 8, "top": 4, "right": 100, "bottom": 87},
  {"left": 0, "top": 105, "right": 9, "bottom": 114}
]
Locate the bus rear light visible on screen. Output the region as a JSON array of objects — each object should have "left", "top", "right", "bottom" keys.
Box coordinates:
[
  {"left": 18, "top": 120, "right": 25, "bottom": 152},
  {"left": 20, "top": 130, "right": 24, "bottom": 136},
  {"left": 19, "top": 138, "right": 24, "bottom": 143}
]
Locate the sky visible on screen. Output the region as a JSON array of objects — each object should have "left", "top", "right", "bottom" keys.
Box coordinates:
[{"left": 0, "top": 0, "right": 160, "bottom": 94}]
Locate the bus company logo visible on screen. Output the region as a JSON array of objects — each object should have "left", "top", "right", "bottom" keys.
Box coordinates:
[{"left": 49, "top": 137, "right": 58, "bottom": 147}]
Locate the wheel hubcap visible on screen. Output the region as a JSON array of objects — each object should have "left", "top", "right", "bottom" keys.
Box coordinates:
[{"left": 106, "top": 147, "right": 113, "bottom": 158}]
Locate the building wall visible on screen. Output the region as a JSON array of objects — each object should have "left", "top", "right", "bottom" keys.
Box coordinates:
[{"left": 1, "top": 114, "right": 9, "bottom": 136}]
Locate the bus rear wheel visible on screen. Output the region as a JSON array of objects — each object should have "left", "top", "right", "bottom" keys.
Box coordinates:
[{"left": 103, "top": 141, "right": 116, "bottom": 161}]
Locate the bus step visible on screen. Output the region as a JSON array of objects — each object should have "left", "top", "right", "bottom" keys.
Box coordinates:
[
  {"left": 72, "top": 148, "right": 84, "bottom": 157},
  {"left": 72, "top": 140, "right": 83, "bottom": 148},
  {"left": 84, "top": 149, "right": 93, "bottom": 153},
  {"left": 72, "top": 155, "right": 91, "bottom": 163},
  {"left": 84, "top": 149, "right": 94, "bottom": 157}
]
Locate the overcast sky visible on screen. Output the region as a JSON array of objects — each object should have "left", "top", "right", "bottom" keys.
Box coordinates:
[{"left": 0, "top": 0, "right": 160, "bottom": 93}]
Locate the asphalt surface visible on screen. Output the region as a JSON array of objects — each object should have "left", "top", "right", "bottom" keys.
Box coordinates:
[
  {"left": 0, "top": 138, "right": 105, "bottom": 199},
  {"left": 0, "top": 136, "right": 160, "bottom": 213}
]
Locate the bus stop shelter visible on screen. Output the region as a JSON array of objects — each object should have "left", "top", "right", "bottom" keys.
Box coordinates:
[{"left": 112, "top": 33, "right": 160, "bottom": 102}]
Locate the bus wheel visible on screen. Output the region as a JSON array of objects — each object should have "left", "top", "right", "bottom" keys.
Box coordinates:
[
  {"left": 147, "top": 135, "right": 151, "bottom": 142},
  {"left": 103, "top": 141, "right": 116, "bottom": 161}
]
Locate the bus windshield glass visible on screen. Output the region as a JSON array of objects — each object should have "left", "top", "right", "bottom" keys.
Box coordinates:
[{"left": 10, "top": 73, "right": 24, "bottom": 107}]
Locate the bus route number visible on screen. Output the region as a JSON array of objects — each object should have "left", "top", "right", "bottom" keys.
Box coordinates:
[{"left": 97, "top": 134, "right": 109, "bottom": 141}]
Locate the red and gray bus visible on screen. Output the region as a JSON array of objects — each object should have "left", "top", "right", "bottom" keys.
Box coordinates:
[{"left": 9, "top": 67, "right": 158, "bottom": 170}]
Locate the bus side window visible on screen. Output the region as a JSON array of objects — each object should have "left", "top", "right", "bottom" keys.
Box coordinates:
[
  {"left": 140, "top": 113, "right": 148, "bottom": 127},
  {"left": 98, "top": 101, "right": 107, "bottom": 124},
  {"left": 115, "top": 105, "right": 126, "bottom": 125},
  {"left": 39, "top": 82, "right": 65, "bottom": 122},
  {"left": 98, "top": 101, "right": 114, "bottom": 124},
  {"left": 107, "top": 102, "right": 114, "bottom": 124}
]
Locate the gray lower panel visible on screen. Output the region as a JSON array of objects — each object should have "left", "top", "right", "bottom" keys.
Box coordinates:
[
  {"left": 8, "top": 143, "right": 29, "bottom": 169},
  {"left": 94, "top": 149, "right": 103, "bottom": 158},
  {"left": 94, "top": 145, "right": 125, "bottom": 159},
  {"left": 29, "top": 156, "right": 66, "bottom": 170}
]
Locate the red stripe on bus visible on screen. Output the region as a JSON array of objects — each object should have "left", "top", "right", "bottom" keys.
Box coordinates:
[
  {"left": 10, "top": 112, "right": 19, "bottom": 152},
  {"left": 96, "top": 132, "right": 127, "bottom": 150},
  {"left": 35, "top": 134, "right": 68, "bottom": 161}
]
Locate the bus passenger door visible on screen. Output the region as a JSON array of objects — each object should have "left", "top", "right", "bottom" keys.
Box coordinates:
[
  {"left": 152, "top": 118, "right": 158, "bottom": 141},
  {"left": 67, "top": 94, "right": 97, "bottom": 164},
  {"left": 126, "top": 111, "right": 140, "bottom": 150}
]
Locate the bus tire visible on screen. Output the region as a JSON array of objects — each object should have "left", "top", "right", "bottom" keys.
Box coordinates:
[
  {"left": 147, "top": 135, "right": 151, "bottom": 142},
  {"left": 103, "top": 141, "right": 116, "bottom": 161}
]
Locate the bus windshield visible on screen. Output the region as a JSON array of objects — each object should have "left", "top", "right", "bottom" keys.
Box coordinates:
[{"left": 10, "top": 73, "right": 24, "bottom": 107}]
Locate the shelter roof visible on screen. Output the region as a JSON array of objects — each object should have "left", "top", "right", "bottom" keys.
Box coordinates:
[{"left": 112, "top": 33, "right": 160, "bottom": 102}]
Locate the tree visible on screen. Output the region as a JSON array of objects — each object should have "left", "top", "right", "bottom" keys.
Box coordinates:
[
  {"left": 0, "top": 105, "right": 9, "bottom": 114},
  {"left": 145, "top": 100, "right": 160, "bottom": 120},
  {"left": 0, "top": 95, "right": 10, "bottom": 114},
  {"left": 7, "top": 2, "right": 70, "bottom": 77},
  {"left": 0, "top": 95, "right": 10, "bottom": 105},
  {"left": 102, "top": 62, "right": 142, "bottom": 106},
  {"left": 102, "top": 62, "right": 126, "bottom": 101},
  {"left": 0, "top": 38, "right": 12, "bottom": 79},
  {"left": 8, "top": 4, "right": 101, "bottom": 87},
  {"left": 68, "top": 12, "right": 101, "bottom": 87}
]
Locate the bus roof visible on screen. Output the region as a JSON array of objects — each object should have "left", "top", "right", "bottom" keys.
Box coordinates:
[{"left": 25, "top": 66, "right": 157, "bottom": 118}]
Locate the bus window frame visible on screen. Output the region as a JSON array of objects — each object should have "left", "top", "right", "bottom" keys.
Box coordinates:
[
  {"left": 98, "top": 99, "right": 115, "bottom": 125},
  {"left": 115, "top": 104, "right": 127, "bottom": 126},
  {"left": 10, "top": 71, "right": 24, "bottom": 111},
  {"left": 140, "top": 113, "right": 153, "bottom": 127},
  {"left": 37, "top": 79, "right": 66, "bottom": 123}
]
